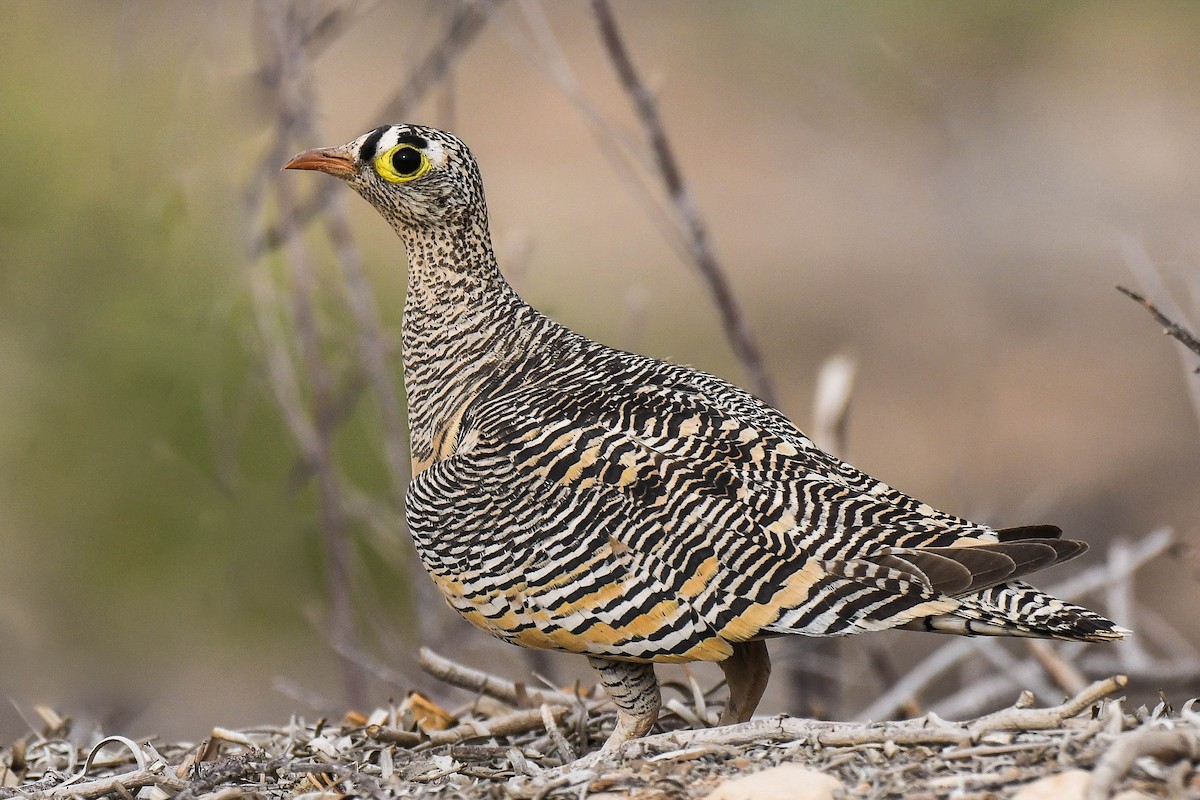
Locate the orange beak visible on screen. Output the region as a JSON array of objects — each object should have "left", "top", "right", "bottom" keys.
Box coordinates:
[{"left": 282, "top": 147, "right": 357, "bottom": 178}]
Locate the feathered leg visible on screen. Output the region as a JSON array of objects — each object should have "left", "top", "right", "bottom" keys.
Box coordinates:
[{"left": 588, "top": 656, "right": 661, "bottom": 750}]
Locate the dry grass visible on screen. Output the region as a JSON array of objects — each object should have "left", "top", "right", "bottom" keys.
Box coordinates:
[{"left": 3, "top": 665, "right": 1197, "bottom": 799}]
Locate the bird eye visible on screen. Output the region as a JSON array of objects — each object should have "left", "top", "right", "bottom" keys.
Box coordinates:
[{"left": 374, "top": 144, "right": 430, "bottom": 183}]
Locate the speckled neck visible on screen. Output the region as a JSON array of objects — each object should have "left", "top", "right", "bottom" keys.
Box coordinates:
[{"left": 395, "top": 214, "right": 540, "bottom": 469}]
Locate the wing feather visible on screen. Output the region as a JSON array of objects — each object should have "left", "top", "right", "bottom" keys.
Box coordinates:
[{"left": 407, "top": 356, "right": 1103, "bottom": 656}]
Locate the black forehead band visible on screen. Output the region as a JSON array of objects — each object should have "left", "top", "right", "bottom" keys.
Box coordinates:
[
  {"left": 396, "top": 132, "right": 428, "bottom": 149},
  {"left": 360, "top": 126, "right": 389, "bottom": 161}
]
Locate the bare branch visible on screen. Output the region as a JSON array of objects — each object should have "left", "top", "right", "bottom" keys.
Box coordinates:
[
  {"left": 1105, "top": 536, "right": 1156, "bottom": 673},
  {"left": 250, "top": 0, "right": 504, "bottom": 260},
  {"left": 249, "top": 180, "right": 338, "bottom": 261},
  {"left": 1087, "top": 727, "right": 1200, "bottom": 800},
  {"left": 30, "top": 768, "right": 184, "bottom": 800},
  {"left": 503, "top": 0, "right": 713, "bottom": 302},
  {"left": 419, "top": 647, "right": 582, "bottom": 708},
  {"left": 540, "top": 703, "right": 577, "bottom": 762},
  {"left": 373, "top": 0, "right": 505, "bottom": 123},
  {"left": 247, "top": 265, "right": 320, "bottom": 461},
  {"left": 427, "top": 705, "right": 571, "bottom": 746},
  {"left": 1121, "top": 602, "right": 1200, "bottom": 664},
  {"left": 315, "top": 192, "right": 448, "bottom": 646},
  {"left": 1026, "top": 640, "right": 1089, "bottom": 696},
  {"left": 1117, "top": 285, "right": 1200, "bottom": 365},
  {"left": 863, "top": 643, "right": 922, "bottom": 718},
  {"left": 368, "top": 706, "right": 573, "bottom": 750},
  {"left": 567, "top": 675, "right": 1126, "bottom": 773},
  {"left": 588, "top": 0, "right": 777, "bottom": 406},
  {"left": 934, "top": 667, "right": 1050, "bottom": 720},
  {"left": 1120, "top": 236, "right": 1200, "bottom": 428},
  {"left": 321, "top": 192, "right": 410, "bottom": 502},
  {"left": 972, "top": 639, "right": 1057, "bottom": 702},
  {"left": 811, "top": 354, "right": 857, "bottom": 457},
  {"left": 251, "top": 0, "right": 365, "bottom": 706}
]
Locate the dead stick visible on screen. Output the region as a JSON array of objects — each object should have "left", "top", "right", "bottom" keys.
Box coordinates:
[
  {"left": 816, "top": 726, "right": 965, "bottom": 747},
  {"left": 36, "top": 770, "right": 185, "bottom": 800},
  {"left": 419, "top": 647, "right": 580, "bottom": 707},
  {"left": 1118, "top": 285, "right": 1200, "bottom": 364},
  {"left": 589, "top": 0, "right": 776, "bottom": 407},
  {"left": 924, "top": 768, "right": 1026, "bottom": 792},
  {"left": 1087, "top": 727, "right": 1200, "bottom": 800},
  {"left": 573, "top": 674, "right": 1126, "bottom": 771},
  {"left": 322, "top": 203, "right": 409, "bottom": 501},
  {"left": 374, "top": 0, "right": 506, "bottom": 123},
  {"left": 568, "top": 716, "right": 840, "bottom": 771},
  {"left": 366, "top": 726, "right": 422, "bottom": 747},
  {"left": 1026, "top": 640, "right": 1088, "bottom": 697},
  {"left": 252, "top": 1, "right": 504, "bottom": 259},
  {"left": 967, "top": 675, "right": 1126, "bottom": 736},
  {"left": 260, "top": 2, "right": 364, "bottom": 708},
  {"left": 941, "top": 740, "right": 1056, "bottom": 760},
  {"left": 424, "top": 706, "right": 570, "bottom": 746},
  {"left": 541, "top": 703, "right": 576, "bottom": 762},
  {"left": 318, "top": 173, "right": 436, "bottom": 643}
]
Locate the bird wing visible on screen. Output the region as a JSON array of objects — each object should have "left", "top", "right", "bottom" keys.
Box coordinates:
[{"left": 405, "top": 355, "right": 1082, "bottom": 659}]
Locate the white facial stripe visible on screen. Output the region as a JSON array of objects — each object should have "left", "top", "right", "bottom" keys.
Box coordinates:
[
  {"left": 350, "top": 127, "right": 400, "bottom": 162},
  {"left": 424, "top": 139, "right": 449, "bottom": 168},
  {"left": 355, "top": 127, "right": 446, "bottom": 167},
  {"left": 379, "top": 127, "right": 401, "bottom": 153}
]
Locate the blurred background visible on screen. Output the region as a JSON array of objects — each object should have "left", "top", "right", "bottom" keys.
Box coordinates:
[{"left": 1, "top": 1, "right": 1198, "bottom": 744}]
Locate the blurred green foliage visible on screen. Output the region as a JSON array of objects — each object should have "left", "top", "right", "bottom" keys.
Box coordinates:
[{"left": 0, "top": 5, "right": 400, "bottom": 722}]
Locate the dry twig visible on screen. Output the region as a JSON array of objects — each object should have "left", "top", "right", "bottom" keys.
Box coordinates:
[
  {"left": 965, "top": 675, "right": 1126, "bottom": 735},
  {"left": 7, "top": 673, "right": 1193, "bottom": 800},
  {"left": 422, "top": 706, "right": 570, "bottom": 746},
  {"left": 250, "top": 2, "right": 365, "bottom": 705},
  {"left": 1117, "top": 285, "right": 1200, "bottom": 366},
  {"left": 1026, "top": 640, "right": 1089, "bottom": 697},
  {"left": 373, "top": 0, "right": 505, "bottom": 123},
  {"left": 1087, "top": 727, "right": 1200, "bottom": 800},
  {"left": 418, "top": 647, "right": 581, "bottom": 708},
  {"left": 588, "top": 0, "right": 776, "bottom": 407},
  {"left": 811, "top": 354, "right": 857, "bottom": 457},
  {"left": 252, "top": 1, "right": 504, "bottom": 259},
  {"left": 540, "top": 703, "right": 577, "bottom": 763},
  {"left": 569, "top": 675, "right": 1126, "bottom": 772},
  {"left": 35, "top": 768, "right": 185, "bottom": 800},
  {"left": 1121, "top": 236, "right": 1200, "bottom": 428}
]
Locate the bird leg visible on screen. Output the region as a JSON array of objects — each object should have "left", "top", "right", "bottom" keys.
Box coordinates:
[
  {"left": 587, "top": 656, "right": 661, "bottom": 750},
  {"left": 718, "top": 639, "right": 772, "bottom": 724}
]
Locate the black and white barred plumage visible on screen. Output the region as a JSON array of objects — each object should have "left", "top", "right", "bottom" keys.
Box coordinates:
[{"left": 285, "top": 124, "right": 1126, "bottom": 749}]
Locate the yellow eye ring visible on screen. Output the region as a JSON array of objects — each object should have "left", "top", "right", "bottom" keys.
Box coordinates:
[{"left": 374, "top": 144, "right": 430, "bottom": 183}]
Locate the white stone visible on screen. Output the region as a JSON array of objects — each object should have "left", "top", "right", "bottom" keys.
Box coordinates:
[
  {"left": 705, "top": 764, "right": 843, "bottom": 800},
  {"left": 1010, "top": 769, "right": 1091, "bottom": 800}
]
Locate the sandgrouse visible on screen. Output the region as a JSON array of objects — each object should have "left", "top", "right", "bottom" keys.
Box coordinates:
[{"left": 285, "top": 124, "right": 1126, "bottom": 750}]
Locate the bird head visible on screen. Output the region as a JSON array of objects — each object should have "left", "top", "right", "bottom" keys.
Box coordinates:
[{"left": 283, "top": 124, "right": 485, "bottom": 231}]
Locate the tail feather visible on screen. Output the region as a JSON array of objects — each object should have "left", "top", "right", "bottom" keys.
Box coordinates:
[
  {"left": 995, "top": 524, "right": 1064, "bottom": 541},
  {"left": 868, "top": 536, "right": 1087, "bottom": 600},
  {"left": 901, "top": 580, "right": 1128, "bottom": 642}
]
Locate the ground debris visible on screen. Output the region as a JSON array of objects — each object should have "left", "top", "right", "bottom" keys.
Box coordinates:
[{"left": 3, "top": 673, "right": 1198, "bottom": 799}]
